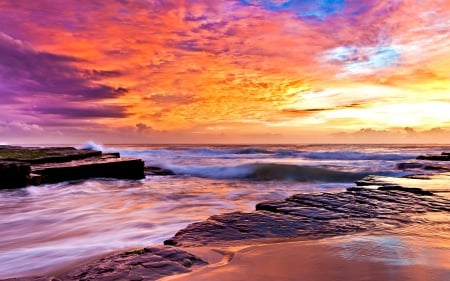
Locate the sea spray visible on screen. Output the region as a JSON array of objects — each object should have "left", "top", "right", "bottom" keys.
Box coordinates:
[{"left": 78, "top": 141, "right": 104, "bottom": 151}]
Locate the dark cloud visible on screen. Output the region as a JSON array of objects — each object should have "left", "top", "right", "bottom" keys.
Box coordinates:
[
  {"left": 282, "top": 108, "right": 329, "bottom": 116},
  {"left": 0, "top": 32, "right": 126, "bottom": 102},
  {"left": 282, "top": 102, "right": 367, "bottom": 116},
  {"left": 35, "top": 105, "right": 127, "bottom": 118},
  {"left": 184, "top": 14, "right": 208, "bottom": 22},
  {"left": 84, "top": 69, "right": 123, "bottom": 80},
  {"left": 136, "top": 122, "right": 153, "bottom": 132}
]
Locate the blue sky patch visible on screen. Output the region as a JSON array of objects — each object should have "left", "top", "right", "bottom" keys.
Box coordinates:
[
  {"left": 324, "top": 45, "right": 401, "bottom": 75},
  {"left": 239, "top": 0, "right": 346, "bottom": 20}
]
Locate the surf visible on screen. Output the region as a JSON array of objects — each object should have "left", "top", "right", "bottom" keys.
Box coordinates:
[{"left": 166, "top": 163, "right": 367, "bottom": 182}]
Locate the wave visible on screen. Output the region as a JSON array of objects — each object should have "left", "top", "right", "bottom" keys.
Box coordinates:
[
  {"left": 166, "top": 163, "right": 367, "bottom": 182},
  {"left": 128, "top": 147, "right": 412, "bottom": 161},
  {"left": 78, "top": 141, "right": 104, "bottom": 151},
  {"left": 232, "top": 148, "right": 273, "bottom": 154},
  {"left": 300, "top": 151, "right": 414, "bottom": 161}
]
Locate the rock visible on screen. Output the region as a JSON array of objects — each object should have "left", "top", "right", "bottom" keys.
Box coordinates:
[
  {"left": 0, "top": 161, "right": 31, "bottom": 188},
  {"left": 60, "top": 246, "right": 206, "bottom": 281},
  {"left": 29, "top": 173, "right": 42, "bottom": 185},
  {"left": 396, "top": 162, "right": 424, "bottom": 169},
  {"left": 0, "top": 146, "right": 102, "bottom": 164},
  {"left": 424, "top": 164, "right": 450, "bottom": 171},
  {"left": 417, "top": 154, "right": 450, "bottom": 161},
  {"left": 355, "top": 175, "right": 400, "bottom": 187},
  {"left": 165, "top": 189, "right": 449, "bottom": 247},
  {"left": 101, "top": 152, "right": 121, "bottom": 159},
  {"left": 377, "top": 185, "right": 433, "bottom": 195},
  {"left": 145, "top": 166, "right": 175, "bottom": 176},
  {"left": 0, "top": 146, "right": 145, "bottom": 187},
  {"left": 33, "top": 157, "right": 145, "bottom": 183},
  {"left": 2, "top": 247, "right": 206, "bottom": 281}
]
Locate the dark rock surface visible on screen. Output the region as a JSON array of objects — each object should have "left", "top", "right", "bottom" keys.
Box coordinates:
[
  {"left": 0, "top": 146, "right": 101, "bottom": 164},
  {"left": 417, "top": 152, "right": 450, "bottom": 161},
  {"left": 32, "top": 157, "right": 145, "bottom": 183},
  {"left": 145, "top": 166, "right": 175, "bottom": 176},
  {"left": 0, "top": 161, "right": 31, "bottom": 188},
  {"left": 0, "top": 146, "right": 145, "bottom": 188},
  {"left": 3, "top": 246, "right": 206, "bottom": 281},
  {"left": 165, "top": 188, "right": 450, "bottom": 247}
]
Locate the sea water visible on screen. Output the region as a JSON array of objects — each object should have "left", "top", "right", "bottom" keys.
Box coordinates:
[{"left": 0, "top": 144, "right": 449, "bottom": 278}]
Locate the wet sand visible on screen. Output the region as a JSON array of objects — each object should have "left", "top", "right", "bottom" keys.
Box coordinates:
[{"left": 165, "top": 233, "right": 450, "bottom": 281}]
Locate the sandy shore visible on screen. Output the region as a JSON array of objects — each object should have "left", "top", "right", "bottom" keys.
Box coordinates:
[{"left": 163, "top": 233, "right": 450, "bottom": 281}]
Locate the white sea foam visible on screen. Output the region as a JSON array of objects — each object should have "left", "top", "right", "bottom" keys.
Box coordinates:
[{"left": 78, "top": 141, "right": 104, "bottom": 151}]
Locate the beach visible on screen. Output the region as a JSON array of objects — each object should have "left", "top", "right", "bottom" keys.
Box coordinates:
[
  {"left": 0, "top": 144, "right": 449, "bottom": 280},
  {"left": 167, "top": 233, "right": 450, "bottom": 281}
]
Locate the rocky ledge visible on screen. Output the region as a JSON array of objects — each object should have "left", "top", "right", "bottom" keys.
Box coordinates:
[
  {"left": 164, "top": 187, "right": 449, "bottom": 247},
  {"left": 3, "top": 246, "right": 206, "bottom": 281},
  {"left": 417, "top": 151, "right": 450, "bottom": 161},
  {"left": 0, "top": 146, "right": 145, "bottom": 188}
]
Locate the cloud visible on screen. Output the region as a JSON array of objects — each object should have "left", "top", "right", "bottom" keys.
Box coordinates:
[
  {"left": 145, "top": 93, "right": 197, "bottom": 105},
  {"left": 0, "top": 32, "right": 126, "bottom": 101},
  {"left": 34, "top": 105, "right": 127, "bottom": 118},
  {"left": 0, "top": 0, "right": 448, "bottom": 143},
  {"left": 0, "top": 121, "right": 44, "bottom": 134},
  {"left": 136, "top": 123, "right": 153, "bottom": 133}
]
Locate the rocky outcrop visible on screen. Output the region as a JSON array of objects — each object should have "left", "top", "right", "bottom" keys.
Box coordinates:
[
  {"left": 3, "top": 246, "right": 206, "bottom": 281},
  {"left": 417, "top": 152, "right": 450, "bottom": 161},
  {"left": 144, "top": 166, "right": 175, "bottom": 176},
  {"left": 0, "top": 161, "right": 31, "bottom": 188},
  {"left": 164, "top": 188, "right": 449, "bottom": 247},
  {"left": 32, "top": 157, "right": 145, "bottom": 183},
  {"left": 0, "top": 146, "right": 145, "bottom": 188},
  {"left": 0, "top": 146, "right": 102, "bottom": 164}
]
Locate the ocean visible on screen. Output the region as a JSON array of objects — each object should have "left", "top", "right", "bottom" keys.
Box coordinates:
[{"left": 0, "top": 143, "right": 449, "bottom": 278}]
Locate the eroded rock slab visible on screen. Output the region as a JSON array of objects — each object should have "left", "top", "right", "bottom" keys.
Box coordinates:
[
  {"left": 32, "top": 156, "right": 145, "bottom": 183},
  {"left": 417, "top": 152, "right": 450, "bottom": 161},
  {"left": 165, "top": 189, "right": 450, "bottom": 247},
  {"left": 145, "top": 166, "right": 175, "bottom": 176},
  {"left": 0, "top": 161, "right": 31, "bottom": 188},
  {"left": 0, "top": 146, "right": 101, "bottom": 164},
  {"left": 0, "top": 146, "right": 145, "bottom": 188},
  {"left": 3, "top": 246, "right": 206, "bottom": 281}
]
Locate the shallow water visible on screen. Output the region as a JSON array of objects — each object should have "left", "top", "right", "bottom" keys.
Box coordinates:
[{"left": 0, "top": 144, "right": 449, "bottom": 278}]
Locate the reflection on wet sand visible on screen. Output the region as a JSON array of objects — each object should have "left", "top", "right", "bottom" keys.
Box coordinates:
[{"left": 166, "top": 231, "right": 449, "bottom": 281}]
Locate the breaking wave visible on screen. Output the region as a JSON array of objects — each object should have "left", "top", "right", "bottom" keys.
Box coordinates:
[
  {"left": 78, "top": 141, "right": 104, "bottom": 151},
  {"left": 166, "top": 163, "right": 367, "bottom": 182}
]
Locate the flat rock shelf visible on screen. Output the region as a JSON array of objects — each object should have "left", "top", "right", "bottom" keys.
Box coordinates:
[{"left": 0, "top": 146, "right": 145, "bottom": 188}]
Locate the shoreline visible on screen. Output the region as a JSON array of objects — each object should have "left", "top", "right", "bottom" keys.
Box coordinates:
[
  {"left": 163, "top": 231, "right": 450, "bottom": 281},
  {"left": 1, "top": 148, "right": 449, "bottom": 280}
]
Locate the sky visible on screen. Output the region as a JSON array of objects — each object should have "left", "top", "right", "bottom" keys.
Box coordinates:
[{"left": 0, "top": 0, "right": 449, "bottom": 144}]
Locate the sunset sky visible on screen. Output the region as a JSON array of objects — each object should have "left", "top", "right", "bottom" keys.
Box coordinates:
[{"left": 0, "top": 0, "right": 449, "bottom": 144}]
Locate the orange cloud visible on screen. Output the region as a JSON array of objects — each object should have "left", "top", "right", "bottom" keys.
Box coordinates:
[{"left": 0, "top": 0, "right": 448, "bottom": 143}]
